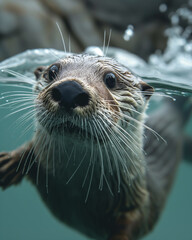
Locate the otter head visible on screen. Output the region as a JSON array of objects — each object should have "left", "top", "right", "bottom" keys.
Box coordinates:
[{"left": 33, "top": 54, "right": 153, "bottom": 143}]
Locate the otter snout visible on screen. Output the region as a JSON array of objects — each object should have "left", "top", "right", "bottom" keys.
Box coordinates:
[{"left": 51, "top": 80, "right": 90, "bottom": 110}]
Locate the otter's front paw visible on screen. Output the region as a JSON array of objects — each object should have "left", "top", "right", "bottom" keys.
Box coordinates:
[{"left": 0, "top": 152, "right": 23, "bottom": 189}]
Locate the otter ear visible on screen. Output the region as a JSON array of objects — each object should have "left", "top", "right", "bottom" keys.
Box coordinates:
[
  {"left": 139, "top": 81, "right": 154, "bottom": 100},
  {"left": 34, "top": 66, "right": 46, "bottom": 80}
]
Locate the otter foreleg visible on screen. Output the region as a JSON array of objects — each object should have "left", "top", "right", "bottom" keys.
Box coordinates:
[
  {"left": 108, "top": 209, "right": 146, "bottom": 240},
  {"left": 0, "top": 142, "right": 34, "bottom": 189}
]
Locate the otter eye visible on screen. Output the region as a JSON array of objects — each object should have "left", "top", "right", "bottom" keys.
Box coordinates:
[
  {"left": 48, "top": 64, "right": 59, "bottom": 81},
  {"left": 104, "top": 73, "right": 117, "bottom": 89}
]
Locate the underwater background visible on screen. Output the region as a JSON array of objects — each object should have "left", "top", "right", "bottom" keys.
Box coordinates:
[{"left": 0, "top": 0, "right": 192, "bottom": 239}]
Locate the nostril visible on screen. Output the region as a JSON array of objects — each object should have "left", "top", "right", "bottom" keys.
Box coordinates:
[
  {"left": 51, "top": 88, "right": 62, "bottom": 102},
  {"left": 74, "top": 92, "right": 90, "bottom": 107}
]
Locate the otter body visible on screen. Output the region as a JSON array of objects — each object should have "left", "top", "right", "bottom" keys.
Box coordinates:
[{"left": 0, "top": 54, "right": 187, "bottom": 240}]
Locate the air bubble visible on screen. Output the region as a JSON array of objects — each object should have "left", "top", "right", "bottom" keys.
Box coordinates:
[
  {"left": 159, "top": 3, "right": 167, "bottom": 13},
  {"left": 171, "top": 15, "right": 179, "bottom": 25},
  {"left": 123, "top": 25, "right": 134, "bottom": 41},
  {"left": 184, "top": 42, "right": 192, "bottom": 52}
]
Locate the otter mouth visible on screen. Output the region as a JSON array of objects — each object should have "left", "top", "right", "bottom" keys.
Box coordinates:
[
  {"left": 45, "top": 120, "right": 104, "bottom": 142},
  {"left": 46, "top": 120, "right": 94, "bottom": 139},
  {"left": 49, "top": 121, "right": 83, "bottom": 135}
]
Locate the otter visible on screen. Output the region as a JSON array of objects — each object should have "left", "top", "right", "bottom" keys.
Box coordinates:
[{"left": 0, "top": 54, "right": 187, "bottom": 240}]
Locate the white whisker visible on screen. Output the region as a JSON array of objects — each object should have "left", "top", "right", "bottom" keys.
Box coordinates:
[
  {"left": 102, "top": 30, "right": 106, "bottom": 56},
  {"left": 56, "top": 22, "right": 66, "bottom": 53},
  {"left": 1, "top": 69, "right": 35, "bottom": 85},
  {"left": 105, "top": 29, "right": 112, "bottom": 56}
]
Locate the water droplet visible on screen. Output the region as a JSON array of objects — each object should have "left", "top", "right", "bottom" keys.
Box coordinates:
[
  {"left": 184, "top": 41, "right": 192, "bottom": 52},
  {"left": 123, "top": 25, "right": 134, "bottom": 41},
  {"left": 171, "top": 14, "right": 179, "bottom": 25},
  {"left": 85, "top": 46, "right": 104, "bottom": 56},
  {"left": 159, "top": 3, "right": 167, "bottom": 13}
]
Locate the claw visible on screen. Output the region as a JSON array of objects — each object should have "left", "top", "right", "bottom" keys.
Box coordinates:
[
  {"left": 0, "top": 152, "right": 8, "bottom": 158},
  {"left": 0, "top": 152, "right": 23, "bottom": 188},
  {"left": 0, "top": 143, "right": 35, "bottom": 189},
  {"left": 0, "top": 154, "right": 11, "bottom": 168}
]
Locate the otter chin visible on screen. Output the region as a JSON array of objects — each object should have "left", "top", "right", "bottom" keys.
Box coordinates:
[{"left": 0, "top": 54, "right": 186, "bottom": 240}]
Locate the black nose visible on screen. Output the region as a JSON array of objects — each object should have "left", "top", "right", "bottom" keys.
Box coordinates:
[{"left": 51, "top": 80, "right": 90, "bottom": 110}]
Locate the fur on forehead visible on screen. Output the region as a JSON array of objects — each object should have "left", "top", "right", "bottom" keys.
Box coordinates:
[{"left": 54, "top": 54, "right": 137, "bottom": 83}]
